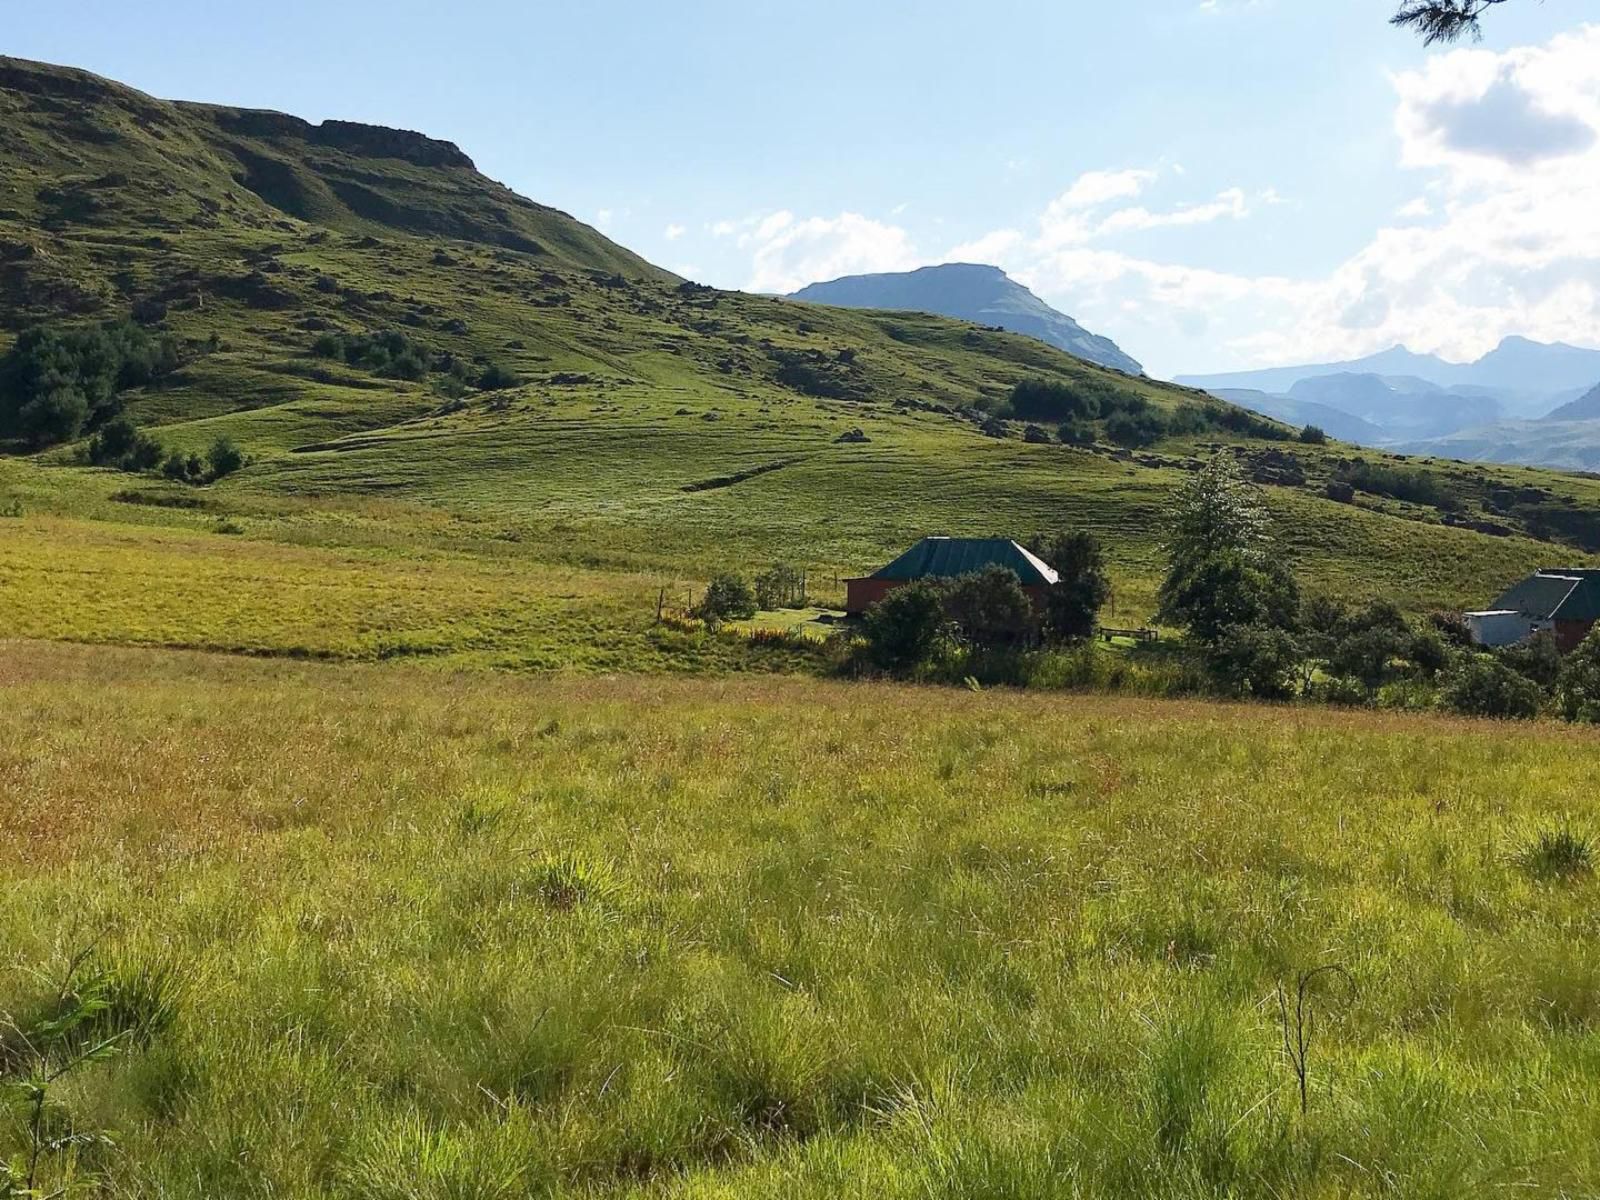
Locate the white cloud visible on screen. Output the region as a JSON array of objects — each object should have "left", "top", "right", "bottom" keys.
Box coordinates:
[
  {"left": 1393, "top": 35, "right": 1600, "bottom": 175},
  {"left": 1055, "top": 167, "right": 1157, "bottom": 210},
  {"left": 945, "top": 228, "right": 1027, "bottom": 264},
  {"left": 737, "top": 211, "right": 921, "bottom": 294},
  {"left": 958, "top": 25, "right": 1600, "bottom": 373},
  {"left": 1096, "top": 187, "right": 1251, "bottom": 235},
  {"left": 664, "top": 223, "right": 687, "bottom": 241}
]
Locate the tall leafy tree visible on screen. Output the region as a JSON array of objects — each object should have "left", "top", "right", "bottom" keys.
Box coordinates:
[
  {"left": 1029, "top": 529, "right": 1111, "bottom": 643},
  {"left": 1158, "top": 455, "right": 1269, "bottom": 619},
  {"left": 1391, "top": 0, "right": 1513, "bottom": 44},
  {"left": 1159, "top": 454, "right": 1303, "bottom": 653}
]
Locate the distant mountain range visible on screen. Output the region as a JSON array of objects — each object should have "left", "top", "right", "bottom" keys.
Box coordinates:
[
  {"left": 1548, "top": 382, "right": 1600, "bottom": 422},
  {"left": 789, "top": 263, "right": 1143, "bottom": 375},
  {"left": 1178, "top": 338, "right": 1600, "bottom": 401},
  {"left": 1176, "top": 338, "right": 1600, "bottom": 471}
]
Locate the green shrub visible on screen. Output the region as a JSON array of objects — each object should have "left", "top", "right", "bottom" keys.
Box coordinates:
[
  {"left": 477, "top": 362, "right": 521, "bottom": 391},
  {"left": 9, "top": 385, "right": 89, "bottom": 446},
  {"left": 86, "top": 414, "right": 140, "bottom": 465},
  {"left": 1337, "top": 460, "right": 1461, "bottom": 511},
  {"left": 862, "top": 580, "right": 947, "bottom": 674},
  {"left": 1165, "top": 551, "right": 1299, "bottom": 645},
  {"left": 1376, "top": 676, "right": 1439, "bottom": 712},
  {"left": 1009, "top": 377, "right": 1106, "bottom": 421},
  {"left": 1408, "top": 626, "right": 1450, "bottom": 678},
  {"left": 1204, "top": 623, "right": 1302, "bottom": 700},
  {"left": 207, "top": 436, "right": 246, "bottom": 479},
  {"left": 1308, "top": 675, "right": 1369, "bottom": 707},
  {"left": 1104, "top": 408, "right": 1167, "bottom": 448},
  {"left": 943, "top": 566, "right": 1035, "bottom": 651},
  {"left": 1299, "top": 424, "right": 1328, "bottom": 444},
  {"left": 160, "top": 451, "right": 194, "bottom": 482},
  {"left": 1554, "top": 625, "right": 1600, "bottom": 723},
  {"left": 310, "top": 330, "right": 431, "bottom": 381},
  {"left": 1348, "top": 598, "right": 1410, "bottom": 636},
  {"left": 1298, "top": 593, "right": 1348, "bottom": 660},
  {"left": 1165, "top": 404, "right": 1213, "bottom": 436},
  {"left": 310, "top": 332, "right": 344, "bottom": 358},
  {"left": 1213, "top": 405, "right": 1292, "bottom": 440},
  {"left": 1056, "top": 419, "right": 1095, "bottom": 446},
  {"left": 1429, "top": 609, "right": 1474, "bottom": 647},
  {"left": 1497, "top": 631, "right": 1562, "bottom": 689},
  {"left": 1439, "top": 655, "right": 1543, "bottom": 720},
  {"left": 696, "top": 572, "right": 758, "bottom": 624},
  {"left": 87, "top": 413, "right": 163, "bottom": 473},
  {"left": 1330, "top": 625, "right": 1409, "bottom": 695}
]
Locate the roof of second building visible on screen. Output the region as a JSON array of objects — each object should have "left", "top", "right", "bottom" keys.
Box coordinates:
[
  {"left": 865, "top": 537, "right": 1059, "bottom": 586},
  {"left": 1491, "top": 570, "right": 1600, "bottom": 621},
  {"left": 1552, "top": 572, "right": 1600, "bottom": 621}
]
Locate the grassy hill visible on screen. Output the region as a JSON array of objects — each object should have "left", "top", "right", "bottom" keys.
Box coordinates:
[
  {"left": 7, "top": 56, "right": 1600, "bottom": 1200},
  {"left": 1, "top": 55, "right": 1598, "bottom": 668}
]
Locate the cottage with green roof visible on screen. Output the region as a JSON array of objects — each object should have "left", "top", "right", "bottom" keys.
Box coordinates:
[
  {"left": 844, "top": 537, "right": 1059, "bottom": 615},
  {"left": 1468, "top": 569, "right": 1600, "bottom": 652}
]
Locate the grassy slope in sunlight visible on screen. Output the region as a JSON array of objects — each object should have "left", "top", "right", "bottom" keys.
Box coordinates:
[{"left": 4, "top": 641, "right": 1599, "bottom": 1198}]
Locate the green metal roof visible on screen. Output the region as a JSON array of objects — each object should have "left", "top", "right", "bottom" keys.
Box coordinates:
[
  {"left": 1549, "top": 571, "right": 1600, "bottom": 622},
  {"left": 862, "top": 537, "right": 1059, "bottom": 586},
  {"left": 1491, "top": 570, "right": 1600, "bottom": 621}
]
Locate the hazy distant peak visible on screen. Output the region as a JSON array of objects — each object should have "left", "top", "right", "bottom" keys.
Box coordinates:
[{"left": 789, "top": 263, "right": 1142, "bottom": 375}]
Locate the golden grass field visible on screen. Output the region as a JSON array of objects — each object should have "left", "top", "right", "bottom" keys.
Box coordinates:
[{"left": 5, "top": 640, "right": 1600, "bottom": 1198}]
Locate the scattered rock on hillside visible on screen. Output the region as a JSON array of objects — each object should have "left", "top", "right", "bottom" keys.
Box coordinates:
[{"left": 835, "top": 427, "right": 870, "bottom": 443}]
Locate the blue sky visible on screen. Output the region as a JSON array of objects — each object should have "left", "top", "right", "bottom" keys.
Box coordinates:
[{"left": 9, "top": 2, "right": 1598, "bottom": 376}]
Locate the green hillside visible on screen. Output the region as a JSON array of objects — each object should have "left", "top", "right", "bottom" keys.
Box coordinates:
[
  {"left": 7, "top": 53, "right": 1600, "bottom": 1200},
  {"left": 1, "top": 55, "right": 1598, "bottom": 667}
]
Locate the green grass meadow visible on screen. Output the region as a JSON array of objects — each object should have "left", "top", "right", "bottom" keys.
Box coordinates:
[{"left": 5, "top": 642, "right": 1600, "bottom": 1198}]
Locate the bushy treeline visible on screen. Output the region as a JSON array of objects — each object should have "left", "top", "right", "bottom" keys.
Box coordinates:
[
  {"left": 1335, "top": 459, "right": 1462, "bottom": 511},
  {"left": 1157, "top": 455, "right": 1599, "bottom": 721},
  {"left": 85, "top": 413, "right": 246, "bottom": 485},
  {"left": 0, "top": 320, "right": 181, "bottom": 447},
  {"left": 835, "top": 453, "right": 1600, "bottom": 723},
  {"left": 1006, "top": 377, "right": 1290, "bottom": 449},
  {"left": 690, "top": 563, "right": 811, "bottom": 628},
  {"left": 311, "top": 330, "right": 520, "bottom": 392},
  {"left": 312, "top": 330, "right": 430, "bottom": 380}
]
